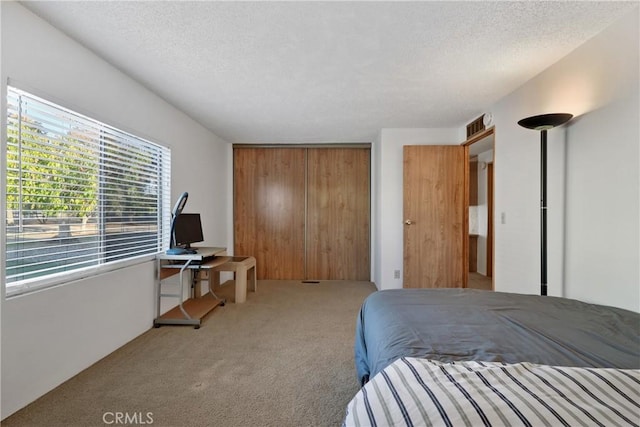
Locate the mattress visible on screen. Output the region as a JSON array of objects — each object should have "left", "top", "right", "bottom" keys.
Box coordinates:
[{"left": 355, "top": 289, "right": 640, "bottom": 385}]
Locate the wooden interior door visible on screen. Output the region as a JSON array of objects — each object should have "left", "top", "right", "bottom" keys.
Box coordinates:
[
  {"left": 306, "top": 148, "right": 370, "bottom": 280},
  {"left": 234, "top": 148, "right": 305, "bottom": 279},
  {"left": 403, "top": 145, "right": 466, "bottom": 288}
]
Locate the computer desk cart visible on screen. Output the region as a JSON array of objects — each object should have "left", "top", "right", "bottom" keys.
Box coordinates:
[{"left": 155, "top": 247, "right": 229, "bottom": 329}]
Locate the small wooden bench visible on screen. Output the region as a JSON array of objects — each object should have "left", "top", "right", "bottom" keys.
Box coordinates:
[{"left": 205, "top": 256, "right": 257, "bottom": 303}]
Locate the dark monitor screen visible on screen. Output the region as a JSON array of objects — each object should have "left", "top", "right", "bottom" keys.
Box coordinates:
[{"left": 173, "top": 213, "right": 204, "bottom": 249}]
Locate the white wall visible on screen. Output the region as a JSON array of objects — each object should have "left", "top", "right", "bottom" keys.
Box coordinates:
[
  {"left": 489, "top": 10, "right": 639, "bottom": 311},
  {"left": 374, "top": 128, "right": 460, "bottom": 289},
  {"left": 562, "top": 10, "right": 639, "bottom": 309},
  {"left": 1, "top": 2, "right": 231, "bottom": 419},
  {"left": 371, "top": 131, "right": 381, "bottom": 287}
]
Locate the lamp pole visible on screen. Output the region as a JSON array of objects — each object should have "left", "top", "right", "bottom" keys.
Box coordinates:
[
  {"left": 540, "top": 129, "right": 548, "bottom": 296},
  {"left": 518, "top": 113, "right": 572, "bottom": 296}
]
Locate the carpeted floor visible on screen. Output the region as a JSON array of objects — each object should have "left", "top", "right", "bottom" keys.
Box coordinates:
[{"left": 3, "top": 280, "right": 377, "bottom": 427}]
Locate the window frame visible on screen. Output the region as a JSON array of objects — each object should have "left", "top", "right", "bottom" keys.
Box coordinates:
[{"left": 3, "top": 85, "right": 171, "bottom": 298}]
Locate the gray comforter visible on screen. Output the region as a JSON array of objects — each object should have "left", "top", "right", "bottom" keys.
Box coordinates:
[{"left": 355, "top": 288, "right": 640, "bottom": 384}]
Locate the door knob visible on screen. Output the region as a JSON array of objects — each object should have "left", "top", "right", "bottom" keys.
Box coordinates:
[{"left": 404, "top": 219, "right": 413, "bottom": 225}]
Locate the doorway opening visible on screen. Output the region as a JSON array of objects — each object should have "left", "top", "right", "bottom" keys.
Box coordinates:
[{"left": 465, "top": 129, "right": 495, "bottom": 290}]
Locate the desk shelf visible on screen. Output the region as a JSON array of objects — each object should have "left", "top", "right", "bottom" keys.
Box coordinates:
[
  {"left": 154, "top": 293, "right": 223, "bottom": 328},
  {"left": 154, "top": 247, "right": 228, "bottom": 329}
]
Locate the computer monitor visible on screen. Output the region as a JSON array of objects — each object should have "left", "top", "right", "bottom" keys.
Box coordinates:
[{"left": 173, "top": 213, "right": 204, "bottom": 251}]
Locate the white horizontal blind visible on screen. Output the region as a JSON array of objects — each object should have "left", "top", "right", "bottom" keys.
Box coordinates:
[{"left": 5, "top": 86, "right": 171, "bottom": 295}]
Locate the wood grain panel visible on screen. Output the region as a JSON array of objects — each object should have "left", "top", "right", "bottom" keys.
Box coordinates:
[
  {"left": 403, "top": 145, "right": 465, "bottom": 288},
  {"left": 234, "top": 148, "right": 305, "bottom": 279},
  {"left": 306, "top": 148, "right": 370, "bottom": 280},
  {"left": 469, "top": 235, "right": 478, "bottom": 272}
]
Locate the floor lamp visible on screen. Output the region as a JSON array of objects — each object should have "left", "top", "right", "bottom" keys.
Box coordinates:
[{"left": 517, "top": 113, "right": 572, "bottom": 296}]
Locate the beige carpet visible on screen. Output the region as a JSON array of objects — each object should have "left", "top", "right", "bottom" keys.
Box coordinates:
[
  {"left": 3, "top": 280, "right": 376, "bottom": 427},
  {"left": 467, "top": 272, "right": 493, "bottom": 291}
]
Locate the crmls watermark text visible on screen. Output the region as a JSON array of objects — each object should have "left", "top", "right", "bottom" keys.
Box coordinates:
[{"left": 102, "top": 412, "right": 154, "bottom": 425}]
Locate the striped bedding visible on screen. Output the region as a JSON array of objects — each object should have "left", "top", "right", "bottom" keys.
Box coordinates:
[{"left": 344, "top": 357, "right": 640, "bottom": 427}]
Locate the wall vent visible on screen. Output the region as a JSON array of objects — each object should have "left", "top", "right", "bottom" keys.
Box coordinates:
[{"left": 466, "top": 115, "right": 486, "bottom": 139}]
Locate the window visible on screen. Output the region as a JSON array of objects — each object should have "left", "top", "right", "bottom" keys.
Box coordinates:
[{"left": 5, "top": 86, "right": 171, "bottom": 296}]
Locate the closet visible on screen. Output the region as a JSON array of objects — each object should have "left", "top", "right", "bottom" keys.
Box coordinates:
[{"left": 233, "top": 146, "right": 370, "bottom": 281}]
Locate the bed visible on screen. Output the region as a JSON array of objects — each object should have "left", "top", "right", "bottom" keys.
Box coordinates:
[
  {"left": 345, "top": 357, "right": 640, "bottom": 426},
  {"left": 347, "top": 289, "right": 640, "bottom": 426}
]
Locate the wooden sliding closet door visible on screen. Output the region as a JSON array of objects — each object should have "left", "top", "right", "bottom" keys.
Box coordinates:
[
  {"left": 306, "top": 148, "right": 370, "bottom": 280},
  {"left": 234, "top": 148, "right": 305, "bottom": 279}
]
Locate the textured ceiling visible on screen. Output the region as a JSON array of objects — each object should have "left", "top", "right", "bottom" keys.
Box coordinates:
[{"left": 21, "top": 1, "right": 635, "bottom": 143}]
